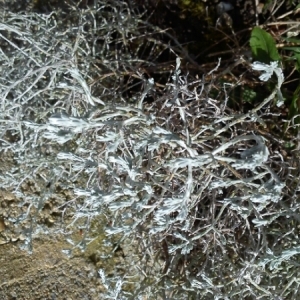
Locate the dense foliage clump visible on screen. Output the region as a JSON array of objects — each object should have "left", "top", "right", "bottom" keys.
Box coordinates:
[{"left": 1, "top": 1, "right": 300, "bottom": 299}]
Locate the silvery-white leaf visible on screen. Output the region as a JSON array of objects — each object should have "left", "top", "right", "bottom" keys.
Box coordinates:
[
  {"left": 250, "top": 193, "right": 272, "bottom": 203},
  {"left": 109, "top": 200, "right": 134, "bottom": 211},
  {"left": 155, "top": 197, "right": 183, "bottom": 217},
  {"left": 181, "top": 242, "right": 193, "bottom": 255},
  {"left": 43, "top": 130, "right": 74, "bottom": 144},
  {"left": 209, "top": 179, "right": 240, "bottom": 190},
  {"left": 105, "top": 226, "right": 131, "bottom": 235},
  {"left": 251, "top": 61, "right": 284, "bottom": 88},
  {"left": 97, "top": 131, "right": 119, "bottom": 142},
  {"left": 149, "top": 226, "right": 167, "bottom": 235},
  {"left": 173, "top": 232, "right": 188, "bottom": 241},
  {"left": 49, "top": 113, "right": 89, "bottom": 133},
  {"left": 217, "top": 2, "right": 233, "bottom": 15},
  {"left": 176, "top": 205, "right": 188, "bottom": 221},
  {"left": 251, "top": 61, "right": 276, "bottom": 76},
  {"left": 102, "top": 190, "right": 124, "bottom": 204},
  {"left": 233, "top": 147, "right": 269, "bottom": 170},
  {"left": 252, "top": 218, "right": 269, "bottom": 226},
  {"left": 142, "top": 184, "right": 153, "bottom": 194},
  {"left": 164, "top": 155, "right": 213, "bottom": 170},
  {"left": 74, "top": 189, "right": 93, "bottom": 197},
  {"left": 57, "top": 152, "right": 83, "bottom": 161}
]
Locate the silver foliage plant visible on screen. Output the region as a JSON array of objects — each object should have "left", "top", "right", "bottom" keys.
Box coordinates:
[{"left": 1, "top": 1, "right": 300, "bottom": 299}]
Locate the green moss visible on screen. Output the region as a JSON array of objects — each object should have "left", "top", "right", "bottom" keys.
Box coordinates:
[
  {"left": 178, "top": 0, "right": 210, "bottom": 20},
  {"left": 71, "top": 216, "right": 141, "bottom": 294}
]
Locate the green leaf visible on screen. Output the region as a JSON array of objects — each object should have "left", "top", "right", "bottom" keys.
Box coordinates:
[
  {"left": 288, "top": 83, "right": 300, "bottom": 123},
  {"left": 295, "top": 4, "right": 300, "bottom": 13},
  {"left": 282, "top": 47, "right": 300, "bottom": 53},
  {"left": 295, "top": 53, "right": 300, "bottom": 73},
  {"left": 280, "top": 36, "right": 300, "bottom": 43},
  {"left": 250, "top": 27, "right": 281, "bottom": 64}
]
